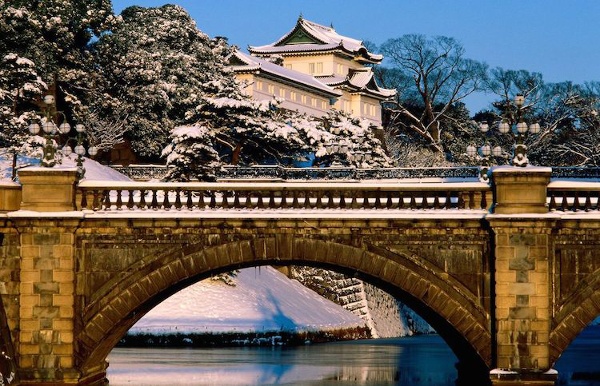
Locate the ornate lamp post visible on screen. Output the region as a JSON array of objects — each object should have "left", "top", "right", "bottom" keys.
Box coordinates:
[
  {"left": 498, "top": 94, "right": 541, "bottom": 167},
  {"left": 466, "top": 95, "right": 541, "bottom": 178},
  {"left": 27, "top": 94, "right": 98, "bottom": 178},
  {"left": 61, "top": 123, "right": 99, "bottom": 179},
  {"left": 466, "top": 123, "right": 506, "bottom": 181}
]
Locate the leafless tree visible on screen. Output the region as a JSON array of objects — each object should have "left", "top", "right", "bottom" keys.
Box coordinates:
[
  {"left": 82, "top": 110, "right": 129, "bottom": 152},
  {"left": 483, "top": 70, "right": 600, "bottom": 166},
  {"left": 379, "top": 35, "right": 488, "bottom": 154}
]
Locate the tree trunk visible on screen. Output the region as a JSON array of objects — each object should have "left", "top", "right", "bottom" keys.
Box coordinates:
[
  {"left": 11, "top": 152, "right": 17, "bottom": 181},
  {"left": 231, "top": 143, "right": 242, "bottom": 165}
]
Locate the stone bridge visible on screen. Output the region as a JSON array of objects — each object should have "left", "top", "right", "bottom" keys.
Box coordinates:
[{"left": 0, "top": 166, "right": 600, "bottom": 385}]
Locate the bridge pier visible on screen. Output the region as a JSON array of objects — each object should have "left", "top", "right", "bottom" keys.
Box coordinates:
[
  {"left": 3, "top": 169, "right": 94, "bottom": 385},
  {"left": 14, "top": 217, "right": 85, "bottom": 384},
  {"left": 489, "top": 167, "right": 557, "bottom": 386}
]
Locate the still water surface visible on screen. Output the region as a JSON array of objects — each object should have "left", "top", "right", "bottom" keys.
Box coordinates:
[{"left": 107, "top": 326, "right": 600, "bottom": 385}]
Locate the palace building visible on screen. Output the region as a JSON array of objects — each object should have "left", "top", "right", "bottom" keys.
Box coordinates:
[
  {"left": 231, "top": 16, "right": 395, "bottom": 127},
  {"left": 229, "top": 50, "right": 342, "bottom": 117}
]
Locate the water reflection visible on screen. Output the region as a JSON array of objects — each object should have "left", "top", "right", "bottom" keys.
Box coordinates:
[
  {"left": 107, "top": 336, "right": 458, "bottom": 385},
  {"left": 107, "top": 327, "right": 600, "bottom": 385},
  {"left": 555, "top": 325, "right": 600, "bottom": 386}
]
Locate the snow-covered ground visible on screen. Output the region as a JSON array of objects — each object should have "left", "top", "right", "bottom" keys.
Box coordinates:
[{"left": 130, "top": 266, "right": 366, "bottom": 334}]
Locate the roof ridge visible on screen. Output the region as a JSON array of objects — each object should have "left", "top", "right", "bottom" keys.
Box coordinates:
[{"left": 303, "top": 18, "right": 335, "bottom": 33}]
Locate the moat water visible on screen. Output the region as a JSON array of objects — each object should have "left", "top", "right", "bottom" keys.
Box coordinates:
[{"left": 106, "top": 325, "right": 600, "bottom": 385}]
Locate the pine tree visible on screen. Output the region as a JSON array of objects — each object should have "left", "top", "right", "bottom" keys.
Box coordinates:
[
  {"left": 0, "top": 0, "right": 115, "bottom": 173},
  {"left": 0, "top": 53, "right": 47, "bottom": 177},
  {"left": 92, "top": 5, "right": 236, "bottom": 160},
  {"left": 307, "top": 109, "right": 393, "bottom": 168}
]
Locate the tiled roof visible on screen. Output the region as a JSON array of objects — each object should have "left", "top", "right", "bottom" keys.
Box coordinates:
[
  {"left": 315, "top": 75, "right": 347, "bottom": 87},
  {"left": 318, "top": 69, "right": 396, "bottom": 100},
  {"left": 347, "top": 68, "right": 396, "bottom": 99},
  {"left": 229, "top": 50, "right": 342, "bottom": 97},
  {"left": 249, "top": 17, "right": 383, "bottom": 63}
]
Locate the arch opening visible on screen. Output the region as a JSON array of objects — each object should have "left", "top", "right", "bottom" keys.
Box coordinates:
[{"left": 77, "top": 237, "right": 492, "bottom": 384}]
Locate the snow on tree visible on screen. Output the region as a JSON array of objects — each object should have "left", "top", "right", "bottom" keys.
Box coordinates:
[
  {"left": 0, "top": 5, "right": 47, "bottom": 176},
  {"left": 529, "top": 81, "right": 600, "bottom": 166},
  {"left": 0, "top": 0, "right": 115, "bottom": 101},
  {"left": 92, "top": 5, "right": 242, "bottom": 161},
  {"left": 163, "top": 106, "right": 394, "bottom": 181},
  {"left": 5, "top": 0, "right": 114, "bottom": 77},
  {"left": 0, "top": 53, "right": 47, "bottom": 177},
  {"left": 161, "top": 125, "right": 221, "bottom": 181},
  {"left": 479, "top": 68, "right": 600, "bottom": 167},
  {"left": 302, "top": 109, "right": 393, "bottom": 168},
  {"left": 0, "top": 0, "right": 115, "bottom": 173},
  {"left": 162, "top": 96, "right": 310, "bottom": 181}
]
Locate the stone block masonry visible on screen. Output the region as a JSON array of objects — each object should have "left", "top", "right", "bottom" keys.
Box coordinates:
[
  {"left": 15, "top": 219, "right": 81, "bottom": 383},
  {"left": 489, "top": 218, "right": 556, "bottom": 385}
]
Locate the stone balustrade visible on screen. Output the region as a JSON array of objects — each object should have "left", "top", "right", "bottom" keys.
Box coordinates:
[
  {"left": 1, "top": 166, "right": 599, "bottom": 216},
  {"left": 76, "top": 181, "right": 491, "bottom": 212},
  {"left": 547, "top": 180, "right": 600, "bottom": 211}
]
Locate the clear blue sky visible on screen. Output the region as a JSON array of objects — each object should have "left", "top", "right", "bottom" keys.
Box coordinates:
[{"left": 111, "top": 0, "right": 600, "bottom": 113}]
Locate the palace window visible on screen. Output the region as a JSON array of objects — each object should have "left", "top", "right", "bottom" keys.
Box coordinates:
[
  {"left": 342, "top": 100, "right": 350, "bottom": 112},
  {"left": 309, "top": 62, "right": 323, "bottom": 74}
]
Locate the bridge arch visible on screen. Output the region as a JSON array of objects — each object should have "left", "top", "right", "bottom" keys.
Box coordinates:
[
  {"left": 75, "top": 235, "right": 492, "bottom": 381},
  {"left": 550, "top": 267, "right": 600, "bottom": 366}
]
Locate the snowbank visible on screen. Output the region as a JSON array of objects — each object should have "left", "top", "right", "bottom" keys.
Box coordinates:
[{"left": 130, "top": 266, "right": 366, "bottom": 334}]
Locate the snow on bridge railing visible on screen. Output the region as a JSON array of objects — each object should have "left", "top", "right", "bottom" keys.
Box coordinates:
[
  {"left": 548, "top": 180, "right": 600, "bottom": 212},
  {"left": 77, "top": 181, "right": 491, "bottom": 212},
  {"left": 549, "top": 168, "right": 600, "bottom": 212}
]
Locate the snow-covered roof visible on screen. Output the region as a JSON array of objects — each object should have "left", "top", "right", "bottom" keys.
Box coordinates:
[
  {"left": 346, "top": 68, "right": 397, "bottom": 99},
  {"left": 249, "top": 16, "right": 383, "bottom": 64},
  {"left": 229, "top": 49, "right": 342, "bottom": 98},
  {"left": 315, "top": 75, "right": 347, "bottom": 86},
  {"left": 317, "top": 68, "right": 396, "bottom": 100}
]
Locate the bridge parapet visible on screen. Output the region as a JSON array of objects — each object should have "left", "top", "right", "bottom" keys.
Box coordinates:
[
  {"left": 0, "top": 181, "right": 21, "bottom": 212},
  {"left": 76, "top": 181, "right": 491, "bottom": 212},
  {"left": 548, "top": 180, "right": 600, "bottom": 212}
]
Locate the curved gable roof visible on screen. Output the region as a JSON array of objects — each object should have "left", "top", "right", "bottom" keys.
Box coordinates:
[
  {"left": 347, "top": 68, "right": 396, "bottom": 99},
  {"left": 318, "top": 68, "right": 396, "bottom": 100},
  {"left": 249, "top": 16, "right": 383, "bottom": 63}
]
